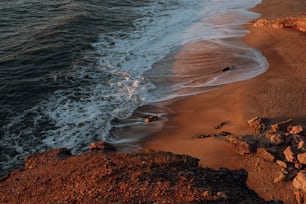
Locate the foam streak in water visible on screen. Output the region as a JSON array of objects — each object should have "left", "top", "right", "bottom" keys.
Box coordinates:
[{"left": 0, "top": 0, "right": 267, "bottom": 173}]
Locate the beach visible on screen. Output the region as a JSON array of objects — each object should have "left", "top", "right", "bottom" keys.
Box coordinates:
[
  {"left": 0, "top": 0, "right": 306, "bottom": 203},
  {"left": 144, "top": 0, "right": 306, "bottom": 202}
]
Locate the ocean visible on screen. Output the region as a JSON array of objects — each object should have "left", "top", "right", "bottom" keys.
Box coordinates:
[{"left": 0, "top": 0, "right": 267, "bottom": 174}]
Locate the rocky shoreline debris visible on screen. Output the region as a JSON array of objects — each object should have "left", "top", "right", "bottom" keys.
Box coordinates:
[
  {"left": 223, "top": 116, "right": 305, "bottom": 203},
  {"left": 252, "top": 14, "right": 306, "bottom": 33}
]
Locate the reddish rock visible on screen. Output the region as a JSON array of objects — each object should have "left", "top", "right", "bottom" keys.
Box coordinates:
[
  {"left": 269, "top": 133, "right": 284, "bottom": 145},
  {"left": 274, "top": 172, "right": 286, "bottom": 184},
  {"left": 297, "top": 152, "right": 306, "bottom": 165},
  {"left": 256, "top": 148, "right": 275, "bottom": 162},
  {"left": 293, "top": 171, "right": 306, "bottom": 192},
  {"left": 295, "top": 163, "right": 303, "bottom": 170},
  {"left": 289, "top": 125, "right": 304, "bottom": 135},
  {"left": 276, "top": 160, "right": 287, "bottom": 168},
  {"left": 89, "top": 141, "right": 117, "bottom": 152},
  {"left": 294, "top": 190, "right": 305, "bottom": 204},
  {"left": 284, "top": 146, "right": 296, "bottom": 163},
  {"left": 247, "top": 116, "right": 267, "bottom": 133},
  {"left": 271, "top": 119, "right": 292, "bottom": 132},
  {"left": 298, "top": 141, "right": 305, "bottom": 150},
  {"left": 226, "top": 136, "right": 253, "bottom": 155}
]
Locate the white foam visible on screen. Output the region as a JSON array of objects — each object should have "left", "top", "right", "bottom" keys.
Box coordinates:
[{"left": 1, "top": 0, "right": 268, "bottom": 169}]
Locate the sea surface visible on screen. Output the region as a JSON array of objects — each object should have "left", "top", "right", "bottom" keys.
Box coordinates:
[{"left": 0, "top": 0, "right": 267, "bottom": 173}]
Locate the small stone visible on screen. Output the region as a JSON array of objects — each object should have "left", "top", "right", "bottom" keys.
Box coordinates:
[
  {"left": 274, "top": 172, "right": 286, "bottom": 183},
  {"left": 89, "top": 141, "right": 116, "bottom": 152},
  {"left": 271, "top": 119, "right": 293, "bottom": 132},
  {"left": 216, "top": 131, "right": 232, "bottom": 137},
  {"left": 284, "top": 146, "right": 296, "bottom": 163},
  {"left": 276, "top": 160, "right": 287, "bottom": 168},
  {"left": 216, "top": 192, "right": 227, "bottom": 199},
  {"left": 297, "top": 152, "right": 306, "bottom": 165},
  {"left": 293, "top": 171, "right": 306, "bottom": 192},
  {"left": 298, "top": 141, "right": 305, "bottom": 150},
  {"left": 289, "top": 125, "right": 304, "bottom": 135},
  {"left": 192, "top": 134, "right": 212, "bottom": 139},
  {"left": 202, "top": 191, "right": 212, "bottom": 198},
  {"left": 222, "top": 66, "right": 232, "bottom": 72},
  {"left": 144, "top": 115, "right": 159, "bottom": 123},
  {"left": 269, "top": 134, "right": 284, "bottom": 145},
  {"left": 214, "top": 121, "right": 228, "bottom": 130},
  {"left": 256, "top": 148, "right": 275, "bottom": 162},
  {"left": 295, "top": 163, "right": 303, "bottom": 170}
]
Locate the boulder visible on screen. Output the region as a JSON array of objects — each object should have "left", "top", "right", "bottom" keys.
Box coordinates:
[
  {"left": 293, "top": 171, "right": 306, "bottom": 192},
  {"left": 297, "top": 152, "right": 306, "bottom": 165},
  {"left": 271, "top": 119, "right": 292, "bottom": 132},
  {"left": 284, "top": 146, "right": 296, "bottom": 163},
  {"left": 269, "top": 133, "right": 284, "bottom": 145},
  {"left": 289, "top": 125, "right": 304, "bottom": 135},
  {"left": 226, "top": 136, "right": 253, "bottom": 155},
  {"left": 276, "top": 160, "right": 287, "bottom": 168},
  {"left": 247, "top": 117, "right": 267, "bottom": 132},
  {"left": 256, "top": 148, "right": 275, "bottom": 162}
]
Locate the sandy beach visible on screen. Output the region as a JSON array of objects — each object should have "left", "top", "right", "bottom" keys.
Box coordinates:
[{"left": 144, "top": 0, "right": 306, "bottom": 202}]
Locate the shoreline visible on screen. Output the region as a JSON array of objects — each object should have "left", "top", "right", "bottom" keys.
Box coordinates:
[
  {"left": 144, "top": 0, "right": 306, "bottom": 202},
  {"left": 1, "top": 0, "right": 305, "bottom": 203}
]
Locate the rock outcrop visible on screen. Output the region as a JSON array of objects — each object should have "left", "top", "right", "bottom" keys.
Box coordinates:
[
  {"left": 225, "top": 117, "right": 306, "bottom": 204},
  {"left": 0, "top": 149, "right": 269, "bottom": 204}
]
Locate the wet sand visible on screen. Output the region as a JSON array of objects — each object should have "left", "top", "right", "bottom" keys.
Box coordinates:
[{"left": 144, "top": 0, "right": 306, "bottom": 202}]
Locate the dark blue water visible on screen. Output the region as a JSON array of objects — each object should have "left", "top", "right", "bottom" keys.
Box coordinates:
[{"left": 0, "top": 0, "right": 266, "bottom": 174}]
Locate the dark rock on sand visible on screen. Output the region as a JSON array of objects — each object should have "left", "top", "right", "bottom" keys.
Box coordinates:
[
  {"left": 214, "top": 121, "right": 228, "bottom": 130},
  {"left": 222, "top": 65, "right": 234, "bottom": 72},
  {"left": 192, "top": 134, "right": 212, "bottom": 139}
]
